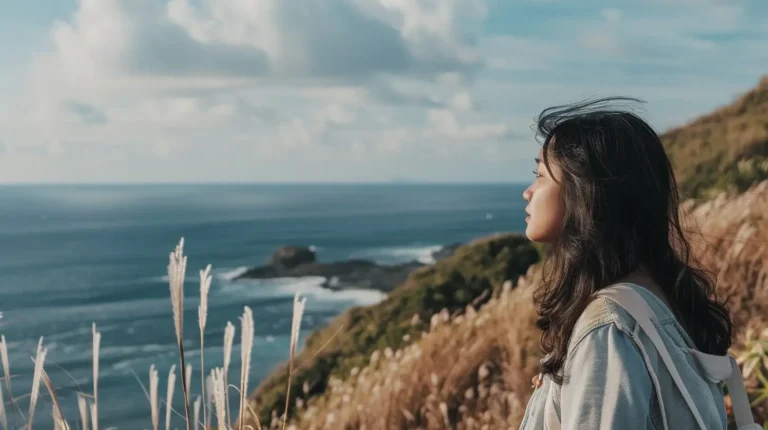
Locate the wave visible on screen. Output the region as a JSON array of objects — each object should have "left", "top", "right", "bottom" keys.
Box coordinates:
[
  {"left": 220, "top": 276, "right": 386, "bottom": 306},
  {"left": 153, "top": 266, "right": 249, "bottom": 284},
  {"left": 216, "top": 266, "right": 249, "bottom": 281},
  {"left": 349, "top": 244, "right": 443, "bottom": 265},
  {"left": 273, "top": 277, "right": 387, "bottom": 305},
  {"left": 152, "top": 274, "right": 200, "bottom": 284}
]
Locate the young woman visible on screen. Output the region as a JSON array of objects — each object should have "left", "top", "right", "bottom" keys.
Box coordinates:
[{"left": 518, "top": 97, "right": 736, "bottom": 429}]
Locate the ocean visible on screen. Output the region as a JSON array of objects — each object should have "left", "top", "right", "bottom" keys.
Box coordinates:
[{"left": 0, "top": 183, "right": 528, "bottom": 429}]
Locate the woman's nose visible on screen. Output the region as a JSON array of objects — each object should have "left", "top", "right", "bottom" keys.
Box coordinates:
[{"left": 523, "top": 186, "right": 532, "bottom": 202}]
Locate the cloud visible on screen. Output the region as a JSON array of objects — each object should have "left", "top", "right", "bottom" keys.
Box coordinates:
[
  {"left": 3, "top": 0, "right": 766, "bottom": 184},
  {"left": 60, "top": 101, "right": 109, "bottom": 124},
  {"left": 449, "top": 91, "right": 473, "bottom": 112},
  {"left": 482, "top": 3, "right": 764, "bottom": 85},
  {"left": 152, "top": 139, "right": 172, "bottom": 158},
  {"left": 323, "top": 104, "right": 357, "bottom": 125},
  {"left": 46, "top": 0, "right": 269, "bottom": 81},
  {"left": 365, "top": 79, "right": 446, "bottom": 108},
  {"left": 37, "top": 0, "right": 487, "bottom": 90},
  {"left": 425, "top": 109, "right": 518, "bottom": 141},
  {"left": 577, "top": 5, "right": 748, "bottom": 60},
  {"left": 136, "top": 94, "right": 278, "bottom": 126}
]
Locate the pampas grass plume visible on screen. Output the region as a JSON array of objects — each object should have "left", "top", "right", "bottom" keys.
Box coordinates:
[
  {"left": 168, "top": 239, "right": 192, "bottom": 429},
  {"left": 165, "top": 364, "right": 176, "bottom": 430},
  {"left": 150, "top": 364, "right": 159, "bottom": 430},
  {"left": 282, "top": 293, "right": 306, "bottom": 430},
  {"left": 78, "top": 393, "right": 89, "bottom": 430},
  {"left": 238, "top": 307, "right": 254, "bottom": 430},
  {"left": 193, "top": 396, "right": 201, "bottom": 430},
  {"left": 223, "top": 321, "right": 235, "bottom": 428},
  {"left": 211, "top": 368, "right": 227, "bottom": 430},
  {"left": 92, "top": 323, "right": 101, "bottom": 430},
  {"left": 199, "top": 263, "right": 213, "bottom": 428}
]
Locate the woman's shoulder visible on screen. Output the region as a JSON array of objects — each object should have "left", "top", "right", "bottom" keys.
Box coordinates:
[{"left": 569, "top": 282, "right": 679, "bottom": 351}]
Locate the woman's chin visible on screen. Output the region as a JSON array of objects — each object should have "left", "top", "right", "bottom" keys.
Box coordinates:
[
  {"left": 525, "top": 225, "right": 552, "bottom": 244},
  {"left": 524, "top": 224, "right": 537, "bottom": 241}
]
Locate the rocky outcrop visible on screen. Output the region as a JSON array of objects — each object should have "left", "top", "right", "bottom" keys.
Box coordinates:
[
  {"left": 269, "top": 246, "right": 317, "bottom": 270},
  {"left": 234, "top": 244, "right": 462, "bottom": 292}
]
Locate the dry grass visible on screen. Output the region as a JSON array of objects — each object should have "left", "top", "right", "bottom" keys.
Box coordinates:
[
  {"left": 280, "top": 271, "right": 543, "bottom": 430},
  {"left": 278, "top": 181, "right": 768, "bottom": 430},
  {"left": 683, "top": 181, "right": 768, "bottom": 335}
]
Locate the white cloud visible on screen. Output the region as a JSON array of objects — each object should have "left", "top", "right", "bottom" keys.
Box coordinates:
[
  {"left": 366, "top": 79, "right": 446, "bottom": 108},
  {"left": 427, "top": 109, "right": 461, "bottom": 136},
  {"left": 36, "top": 0, "right": 486, "bottom": 92},
  {"left": 152, "top": 139, "right": 172, "bottom": 158},
  {"left": 422, "top": 107, "right": 521, "bottom": 143},
  {"left": 450, "top": 92, "right": 473, "bottom": 112},
  {"left": 323, "top": 104, "right": 357, "bottom": 126}
]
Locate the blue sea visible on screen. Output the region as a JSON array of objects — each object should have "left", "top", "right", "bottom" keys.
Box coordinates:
[{"left": 0, "top": 183, "right": 528, "bottom": 429}]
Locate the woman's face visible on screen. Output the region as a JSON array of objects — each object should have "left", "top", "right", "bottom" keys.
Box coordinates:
[{"left": 522, "top": 150, "right": 566, "bottom": 243}]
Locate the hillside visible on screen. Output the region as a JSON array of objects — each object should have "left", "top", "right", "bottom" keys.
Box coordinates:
[
  {"left": 282, "top": 180, "right": 768, "bottom": 429},
  {"left": 662, "top": 75, "right": 768, "bottom": 199},
  {"left": 239, "top": 233, "right": 541, "bottom": 427}
]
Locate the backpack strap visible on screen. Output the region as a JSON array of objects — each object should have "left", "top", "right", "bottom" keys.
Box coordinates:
[{"left": 597, "top": 284, "right": 761, "bottom": 430}]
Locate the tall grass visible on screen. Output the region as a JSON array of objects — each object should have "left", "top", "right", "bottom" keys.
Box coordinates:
[{"left": 0, "top": 237, "right": 307, "bottom": 429}]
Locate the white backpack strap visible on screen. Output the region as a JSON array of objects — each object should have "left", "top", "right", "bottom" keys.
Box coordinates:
[
  {"left": 724, "top": 354, "right": 762, "bottom": 430},
  {"left": 597, "top": 285, "right": 707, "bottom": 429},
  {"left": 692, "top": 348, "right": 762, "bottom": 429},
  {"left": 598, "top": 285, "right": 761, "bottom": 430}
]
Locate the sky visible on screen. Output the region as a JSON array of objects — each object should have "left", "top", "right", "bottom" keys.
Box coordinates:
[{"left": 0, "top": 0, "right": 766, "bottom": 184}]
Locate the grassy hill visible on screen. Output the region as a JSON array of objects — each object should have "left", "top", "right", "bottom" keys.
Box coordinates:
[{"left": 662, "top": 75, "right": 768, "bottom": 199}]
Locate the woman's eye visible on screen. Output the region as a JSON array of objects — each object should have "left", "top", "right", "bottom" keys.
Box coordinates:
[{"left": 532, "top": 170, "right": 541, "bottom": 178}]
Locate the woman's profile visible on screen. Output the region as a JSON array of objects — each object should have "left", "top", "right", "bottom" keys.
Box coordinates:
[{"left": 517, "top": 97, "right": 748, "bottom": 429}]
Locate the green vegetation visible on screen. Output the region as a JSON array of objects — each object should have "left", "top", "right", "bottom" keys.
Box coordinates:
[
  {"left": 661, "top": 75, "right": 768, "bottom": 199},
  {"left": 242, "top": 233, "right": 541, "bottom": 427},
  {"left": 733, "top": 327, "right": 768, "bottom": 427}
]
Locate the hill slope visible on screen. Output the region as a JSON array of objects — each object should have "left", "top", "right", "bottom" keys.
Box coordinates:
[
  {"left": 662, "top": 75, "right": 768, "bottom": 199},
  {"left": 285, "top": 180, "right": 768, "bottom": 429}
]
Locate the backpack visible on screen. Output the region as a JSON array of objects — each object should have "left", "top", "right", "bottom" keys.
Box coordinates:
[{"left": 589, "top": 285, "right": 761, "bottom": 430}]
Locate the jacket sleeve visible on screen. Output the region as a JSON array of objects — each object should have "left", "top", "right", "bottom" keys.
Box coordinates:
[{"left": 560, "top": 323, "right": 655, "bottom": 429}]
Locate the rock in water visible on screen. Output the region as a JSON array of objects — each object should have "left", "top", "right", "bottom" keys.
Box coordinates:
[
  {"left": 270, "top": 246, "right": 317, "bottom": 270},
  {"left": 236, "top": 242, "right": 466, "bottom": 291}
]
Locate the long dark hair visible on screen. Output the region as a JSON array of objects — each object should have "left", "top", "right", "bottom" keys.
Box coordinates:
[{"left": 533, "top": 96, "right": 733, "bottom": 384}]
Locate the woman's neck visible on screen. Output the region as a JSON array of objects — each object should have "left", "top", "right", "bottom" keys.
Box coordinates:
[{"left": 615, "top": 267, "right": 671, "bottom": 309}]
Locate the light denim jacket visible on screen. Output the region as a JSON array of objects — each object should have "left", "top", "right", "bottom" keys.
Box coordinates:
[{"left": 519, "top": 283, "right": 728, "bottom": 430}]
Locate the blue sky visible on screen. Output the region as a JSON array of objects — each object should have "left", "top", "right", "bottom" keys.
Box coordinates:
[{"left": 0, "top": 0, "right": 766, "bottom": 183}]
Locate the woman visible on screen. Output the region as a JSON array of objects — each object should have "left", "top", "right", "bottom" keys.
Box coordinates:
[{"left": 518, "top": 97, "right": 735, "bottom": 429}]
